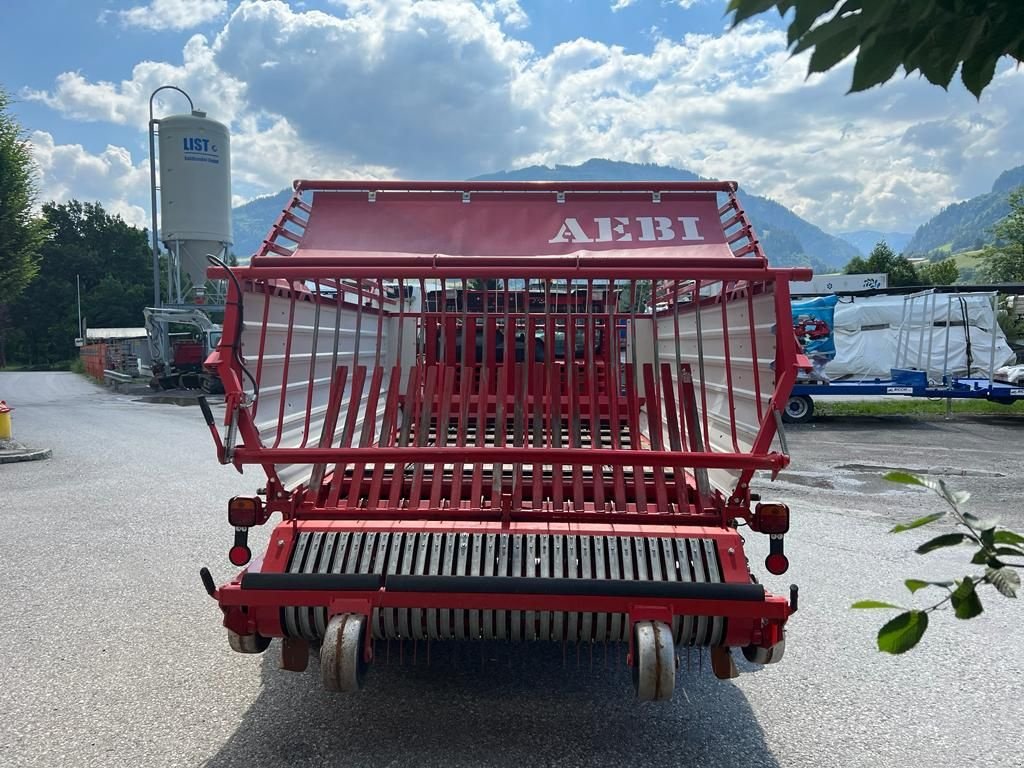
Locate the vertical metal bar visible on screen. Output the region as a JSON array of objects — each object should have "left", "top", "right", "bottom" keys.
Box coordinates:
[
  {"left": 925, "top": 291, "right": 936, "bottom": 377},
  {"left": 366, "top": 365, "right": 401, "bottom": 510},
  {"left": 326, "top": 364, "right": 366, "bottom": 507},
  {"left": 452, "top": 365, "right": 472, "bottom": 511},
  {"left": 942, "top": 294, "right": 953, "bottom": 383},
  {"left": 472, "top": 364, "right": 488, "bottom": 510},
  {"left": 309, "top": 365, "right": 348, "bottom": 497},
  {"left": 720, "top": 281, "right": 741, "bottom": 452},
  {"left": 693, "top": 280, "right": 711, "bottom": 447},
  {"left": 425, "top": 366, "right": 454, "bottom": 512},
  {"left": 746, "top": 285, "right": 764, "bottom": 422},
  {"left": 987, "top": 293, "right": 997, "bottom": 385},
  {"left": 389, "top": 365, "right": 421, "bottom": 510},
  {"left": 608, "top": 282, "right": 626, "bottom": 511},
  {"left": 271, "top": 288, "right": 299, "bottom": 449},
  {"left": 584, "top": 278, "right": 603, "bottom": 511},
  {"left": 346, "top": 365, "right": 384, "bottom": 508},
  {"left": 624, "top": 363, "right": 647, "bottom": 513},
  {"left": 410, "top": 365, "right": 438, "bottom": 510},
  {"left": 567, "top": 282, "right": 585, "bottom": 510},
  {"left": 660, "top": 362, "right": 688, "bottom": 513},
  {"left": 681, "top": 364, "right": 711, "bottom": 509},
  {"left": 643, "top": 363, "right": 669, "bottom": 511},
  {"left": 531, "top": 342, "right": 544, "bottom": 510},
  {"left": 429, "top": 366, "right": 456, "bottom": 511},
  {"left": 298, "top": 282, "right": 323, "bottom": 448}
]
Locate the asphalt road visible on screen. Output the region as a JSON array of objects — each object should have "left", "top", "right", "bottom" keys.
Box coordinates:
[{"left": 1, "top": 371, "right": 1021, "bottom": 768}]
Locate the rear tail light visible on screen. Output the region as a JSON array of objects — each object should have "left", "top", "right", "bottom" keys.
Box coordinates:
[
  {"left": 765, "top": 552, "right": 789, "bottom": 575},
  {"left": 754, "top": 502, "right": 790, "bottom": 534},
  {"left": 228, "top": 496, "right": 264, "bottom": 527},
  {"left": 229, "top": 544, "right": 252, "bottom": 566}
]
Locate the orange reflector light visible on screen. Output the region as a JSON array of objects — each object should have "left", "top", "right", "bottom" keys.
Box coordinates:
[
  {"left": 229, "top": 544, "right": 252, "bottom": 567},
  {"left": 765, "top": 552, "right": 789, "bottom": 575},
  {"left": 228, "top": 496, "right": 263, "bottom": 527},
  {"left": 755, "top": 503, "right": 790, "bottom": 535}
]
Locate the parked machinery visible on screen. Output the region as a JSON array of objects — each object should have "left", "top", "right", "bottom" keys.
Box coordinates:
[{"left": 199, "top": 180, "right": 808, "bottom": 701}]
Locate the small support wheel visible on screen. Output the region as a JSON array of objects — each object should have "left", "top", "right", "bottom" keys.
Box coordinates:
[
  {"left": 632, "top": 620, "right": 675, "bottom": 702},
  {"left": 321, "top": 614, "right": 368, "bottom": 692},
  {"left": 742, "top": 636, "right": 786, "bottom": 665},
  {"left": 227, "top": 629, "right": 271, "bottom": 654},
  {"left": 782, "top": 395, "right": 814, "bottom": 424}
]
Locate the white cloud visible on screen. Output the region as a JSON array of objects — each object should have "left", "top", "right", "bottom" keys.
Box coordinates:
[
  {"left": 24, "top": 1, "right": 1024, "bottom": 234},
  {"left": 611, "top": 0, "right": 639, "bottom": 11},
  {"left": 28, "top": 131, "right": 151, "bottom": 228},
  {"left": 115, "top": 0, "right": 228, "bottom": 31},
  {"left": 23, "top": 34, "right": 247, "bottom": 129}
]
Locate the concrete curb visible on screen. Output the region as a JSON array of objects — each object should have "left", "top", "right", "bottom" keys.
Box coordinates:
[{"left": 0, "top": 447, "right": 53, "bottom": 464}]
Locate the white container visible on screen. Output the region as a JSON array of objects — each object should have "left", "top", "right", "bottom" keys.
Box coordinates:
[{"left": 158, "top": 111, "right": 232, "bottom": 287}]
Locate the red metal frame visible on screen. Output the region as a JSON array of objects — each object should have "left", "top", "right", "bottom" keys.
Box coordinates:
[{"left": 206, "top": 181, "right": 806, "bottom": 656}]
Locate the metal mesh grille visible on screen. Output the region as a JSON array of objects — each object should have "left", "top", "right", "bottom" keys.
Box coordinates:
[{"left": 281, "top": 531, "right": 726, "bottom": 645}]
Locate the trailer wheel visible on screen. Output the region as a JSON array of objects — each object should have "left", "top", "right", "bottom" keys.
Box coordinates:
[
  {"left": 632, "top": 621, "right": 675, "bottom": 702},
  {"left": 321, "top": 614, "right": 368, "bottom": 692},
  {"left": 742, "top": 636, "right": 786, "bottom": 665},
  {"left": 782, "top": 395, "right": 814, "bottom": 424},
  {"left": 227, "top": 629, "right": 271, "bottom": 654}
]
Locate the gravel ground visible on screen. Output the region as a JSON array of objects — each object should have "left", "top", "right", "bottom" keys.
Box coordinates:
[{"left": 0, "top": 371, "right": 1021, "bottom": 768}]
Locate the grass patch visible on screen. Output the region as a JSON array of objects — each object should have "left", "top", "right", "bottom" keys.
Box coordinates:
[{"left": 816, "top": 398, "right": 1024, "bottom": 417}]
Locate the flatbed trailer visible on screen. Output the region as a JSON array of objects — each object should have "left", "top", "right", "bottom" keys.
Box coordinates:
[
  {"left": 199, "top": 180, "right": 809, "bottom": 701},
  {"left": 784, "top": 289, "right": 1024, "bottom": 422}
]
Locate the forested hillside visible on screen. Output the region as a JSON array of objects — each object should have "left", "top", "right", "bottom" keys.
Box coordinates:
[{"left": 905, "top": 165, "right": 1024, "bottom": 255}]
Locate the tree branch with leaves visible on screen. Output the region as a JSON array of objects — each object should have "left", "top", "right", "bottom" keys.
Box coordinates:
[
  {"left": 853, "top": 472, "right": 1021, "bottom": 653},
  {"left": 727, "top": 1, "right": 1024, "bottom": 98}
]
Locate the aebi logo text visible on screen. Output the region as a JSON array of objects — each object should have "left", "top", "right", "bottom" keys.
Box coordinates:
[{"left": 549, "top": 216, "right": 704, "bottom": 244}]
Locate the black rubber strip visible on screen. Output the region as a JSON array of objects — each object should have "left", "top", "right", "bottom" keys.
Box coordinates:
[
  {"left": 385, "top": 575, "right": 765, "bottom": 601},
  {"left": 240, "top": 573, "right": 765, "bottom": 601},
  {"left": 240, "top": 572, "right": 383, "bottom": 591}
]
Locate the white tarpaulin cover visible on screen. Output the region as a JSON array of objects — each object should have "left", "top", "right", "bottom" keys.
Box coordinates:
[{"left": 817, "top": 294, "right": 1014, "bottom": 381}]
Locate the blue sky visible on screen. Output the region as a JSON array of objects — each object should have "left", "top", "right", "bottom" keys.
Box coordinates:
[{"left": 5, "top": 1, "right": 1023, "bottom": 235}]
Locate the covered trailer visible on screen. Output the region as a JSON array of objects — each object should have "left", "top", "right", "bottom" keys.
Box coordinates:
[{"left": 200, "top": 180, "right": 808, "bottom": 700}]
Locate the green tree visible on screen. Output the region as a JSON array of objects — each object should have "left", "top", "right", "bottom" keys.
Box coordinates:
[
  {"left": 6, "top": 201, "right": 152, "bottom": 366},
  {"left": 978, "top": 187, "right": 1024, "bottom": 283},
  {"left": 844, "top": 241, "right": 921, "bottom": 286},
  {"left": 0, "top": 87, "right": 49, "bottom": 367},
  {"left": 918, "top": 258, "right": 959, "bottom": 286},
  {"left": 728, "top": 1, "right": 1024, "bottom": 97}
]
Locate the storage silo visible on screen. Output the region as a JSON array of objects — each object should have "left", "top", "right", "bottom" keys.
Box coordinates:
[{"left": 157, "top": 110, "right": 232, "bottom": 296}]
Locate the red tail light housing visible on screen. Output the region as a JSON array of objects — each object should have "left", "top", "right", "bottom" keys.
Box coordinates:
[
  {"left": 229, "top": 544, "right": 252, "bottom": 566},
  {"left": 228, "top": 496, "right": 265, "bottom": 527},
  {"left": 753, "top": 502, "right": 790, "bottom": 534}
]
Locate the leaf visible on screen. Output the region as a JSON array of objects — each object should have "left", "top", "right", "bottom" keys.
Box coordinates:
[
  {"left": 951, "top": 579, "right": 984, "bottom": 620},
  {"left": 916, "top": 533, "right": 966, "bottom": 554},
  {"left": 994, "top": 530, "right": 1024, "bottom": 546},
  {"left": 904, "top": 579, "right": 951, "bottom": 594},
  {"left": 851, "top": 599, "right": 902, "bottom": 609},
  {"left": 787, "top": 0, "right": 841, "bottom": 44},
  {"left": 727, "top": 0, "right": 783, "bottom": 26},
  {"left": 883, "top": 471, "right": 925, "bottom": 487},
  {"left": 877, "top": 611, "right": 928, "bottom": 654},
  {"left": 980, "top": 527, "right": 996, "bottom": 548},
  {"left": 850, "top": 33, "right": 906, "bottom": 92},
  {"left": 891, "top": 512, "right": 945, "bottom": 533},
  {"left": 987, "top": 568, "right": 1020, "bottom": 599},
  {"left": 970, "top": 548, "right": 989, "bottom": 565}
]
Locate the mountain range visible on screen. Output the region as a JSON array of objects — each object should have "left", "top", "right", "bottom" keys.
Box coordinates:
[
  {"left": 229, "top": 159, "right": 1024, "bottom": 268},
  {"left": 904, "top": 165, "right": 1024, "bottom": 256},
  {"left": 229, "top": 159, "right": 860, "bottom": 270}
]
